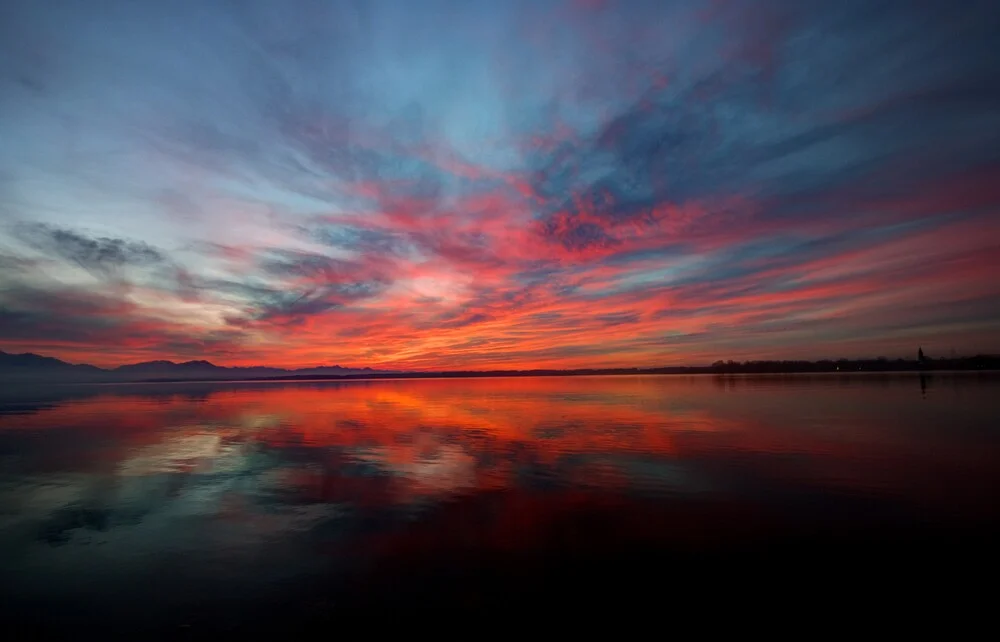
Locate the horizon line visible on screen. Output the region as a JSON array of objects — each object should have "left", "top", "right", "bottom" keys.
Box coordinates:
[{"left": 3, "top": 347, "right": 999, "bottom": 376}]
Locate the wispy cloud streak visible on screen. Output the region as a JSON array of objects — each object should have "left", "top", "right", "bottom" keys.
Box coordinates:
[{"left": 1, "top": 0, "right": 998, "bottom": 367}]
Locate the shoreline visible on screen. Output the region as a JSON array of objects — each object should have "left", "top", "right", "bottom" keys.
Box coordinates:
[{"left": 8, "top": 366, "right": 999, "bottom": 387}]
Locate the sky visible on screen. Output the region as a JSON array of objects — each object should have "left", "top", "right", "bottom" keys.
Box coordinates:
[{"left": 1, "top": 0, "right": 999, "bottom": 370}]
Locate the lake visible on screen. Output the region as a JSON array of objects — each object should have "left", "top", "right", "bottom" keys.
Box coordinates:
[{"left": 1, "top": 374, "right": 998, "bottom": 632}]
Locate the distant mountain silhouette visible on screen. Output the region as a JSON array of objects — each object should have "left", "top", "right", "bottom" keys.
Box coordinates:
[
  {"left": 2, "top": 349, "right": 998, "bottom": 384},
  {"left": 0, "top": 351, "right": 106, "bottom": 381},
  {"left": 0, "top": 350, "right": 384, "bottom": 383}
]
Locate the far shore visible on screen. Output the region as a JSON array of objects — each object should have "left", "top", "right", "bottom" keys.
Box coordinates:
[
  {"left": 4, "top": 356, "right": 998, "bottom": 386},
  {"left": 104, "top": 361, "right": 1000, "bottom": 384}
]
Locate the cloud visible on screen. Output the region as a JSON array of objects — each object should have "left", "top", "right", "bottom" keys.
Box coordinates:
[
  {"left": 0, "top": 0, "right": 998, "bottom": 368},
  {"left": 12, "top": 223, "right": 165, "bottom": 278},
  {"left": 594, "top": 312, "right": 640, "bottom": 327},
  {"left": 0, "top": 284, "right": 247, "bottom": 363}
]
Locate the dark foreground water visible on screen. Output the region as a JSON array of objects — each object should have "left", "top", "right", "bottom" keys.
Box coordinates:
[{"left": 1, "top": 374, "right": 998, "bottom": 633}]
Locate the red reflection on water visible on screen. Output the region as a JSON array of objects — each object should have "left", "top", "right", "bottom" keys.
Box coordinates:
[
  {"left": 4, "top": 376, "right": 997, "bottom": 511},
  {"left": 2, "top": 376, "right": 1000, "bottom": 616}
]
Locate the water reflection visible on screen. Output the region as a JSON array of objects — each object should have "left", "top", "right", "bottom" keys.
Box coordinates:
[{"left": 0, "top": 375, "right": 998, "bottom": 628}]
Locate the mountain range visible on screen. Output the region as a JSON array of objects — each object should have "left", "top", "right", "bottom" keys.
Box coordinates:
[{"left": 0, "top": 350, "right": 385, "bottom": 383}]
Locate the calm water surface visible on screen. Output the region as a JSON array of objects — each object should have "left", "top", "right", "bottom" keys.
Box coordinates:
[{"left": 1, "top": 374, "right": 998, "bottom": 629}]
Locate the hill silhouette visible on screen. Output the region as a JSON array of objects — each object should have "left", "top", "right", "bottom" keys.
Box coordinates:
[
  {"left": 0, "top": 350, "right": 383, "bottom": 383},
  {"left": 2, "top": 349, "right": 997, "bottom": 384}
]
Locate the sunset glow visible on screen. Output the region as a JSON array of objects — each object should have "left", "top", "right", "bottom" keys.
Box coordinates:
[{"left": 1, "top": 0, "right": 998, "bottom": 369}]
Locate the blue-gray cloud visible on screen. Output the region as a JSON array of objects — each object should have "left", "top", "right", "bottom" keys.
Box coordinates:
[{"left": 0, "top": 0, "right": 998, "bottom": 366}]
